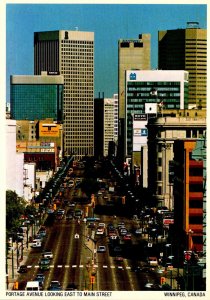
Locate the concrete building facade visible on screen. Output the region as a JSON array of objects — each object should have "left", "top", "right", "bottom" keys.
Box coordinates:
[
  {"left": 118, "top": 34, "right": 150, "bottom": 162},
  {"left": 34, "top": 30, "right": 94, "bottom": 159},
  {"left": 147, "top": 109, "right": 206, "bottom": 209},
  {"left": 6, "top": 120, "right": 24, "bottom": 197},
  {"left": 158, "top": 22, "right": 207, "bottom": 109},
  {"left": 94, "top": 97, "right": 115, "bottom": 157}
]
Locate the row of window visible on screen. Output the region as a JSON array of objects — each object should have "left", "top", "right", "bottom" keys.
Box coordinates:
[
  {"left": 128, "top": 81, "right": 180, "bottom": 86},
  {"left": 61, "top": 40, "right": 93, "bottom": 44}
]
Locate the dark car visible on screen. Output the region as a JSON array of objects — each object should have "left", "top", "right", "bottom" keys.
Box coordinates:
[
  {"left": 39, "top": 258, "right": 50, "bottom": 271},
  {"left": 35, "top": 274, "right": 45, "bottom": 289},
  {"left": 48, "top": 281, "right": 61, "bottom": 291},
  {"left": 17, "top": 265, "right": 28, "bottom": 273},
  {"left": 66, "top": 283, "right": 77, "bottom": 291}
]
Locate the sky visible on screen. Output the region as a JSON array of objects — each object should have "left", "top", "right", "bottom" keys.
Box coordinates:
[{"left": 5, "top": 2, "right": 207, "bottom": 100}]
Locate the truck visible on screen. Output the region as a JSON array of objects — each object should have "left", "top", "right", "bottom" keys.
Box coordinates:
[{"left": 25, "top": 281, "right": 40, "bottom": 291}]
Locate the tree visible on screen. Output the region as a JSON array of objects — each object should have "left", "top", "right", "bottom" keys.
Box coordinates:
[{"left": 6, "top": 190, "right": 26, "bottom": 234}]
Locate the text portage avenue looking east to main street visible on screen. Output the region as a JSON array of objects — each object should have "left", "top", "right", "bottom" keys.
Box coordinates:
[{"left": 5, "top": 291, "right": 113, "bottom": 297}]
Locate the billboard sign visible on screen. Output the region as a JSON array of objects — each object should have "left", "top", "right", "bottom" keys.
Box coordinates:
[{"left": 39, "top": 124, "right": 60, "bottom": 137}]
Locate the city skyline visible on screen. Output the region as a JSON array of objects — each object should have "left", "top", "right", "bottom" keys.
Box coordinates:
[{"left": 6, "top": 2, "right": 207, "bottom": 100}]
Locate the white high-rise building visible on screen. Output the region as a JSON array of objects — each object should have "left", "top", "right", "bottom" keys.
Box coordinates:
[
  {"left": 34, "top": 30, "right": 94, "bottom": 158},
  {"left": 113, "top": 94, "right": 118, "bottom": 143}
]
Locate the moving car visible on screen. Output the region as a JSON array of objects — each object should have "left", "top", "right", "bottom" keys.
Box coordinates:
[
  {"left": 25, "top": 281, "right": 40, "bottom": 291},
  {"left": 97, "top": 246, "right": 106, "bottom": 253},
  {"left": 17, "top": 265, "right": 28, "bottom": 273},
  {"left": 48, "top": 281, "right": 62, "bottom": 291},
  {"left": 42, "top": 251, "right": 53, "bottom": 259},
  {"left": 34, "top": 274, "right": 45, "bottom": 289},
  {"left": 66, "top": 283, "right": 77, "bottom": 291}
]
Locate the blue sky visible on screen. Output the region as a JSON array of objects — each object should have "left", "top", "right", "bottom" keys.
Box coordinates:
[{"left": 6, "top": 3, "right": 207, "bottom": 100}]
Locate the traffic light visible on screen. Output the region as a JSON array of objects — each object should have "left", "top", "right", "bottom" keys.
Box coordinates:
[{"left": 160, "top": 277, "right": 166, "bottom": 285}]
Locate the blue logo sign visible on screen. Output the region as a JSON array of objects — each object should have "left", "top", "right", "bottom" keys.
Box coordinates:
[
  {"left": 141, "top": 128, "right": 148, "bottom": 136},
  {"left": 129, "top": 73, "right": 136, "bottom": 80}
]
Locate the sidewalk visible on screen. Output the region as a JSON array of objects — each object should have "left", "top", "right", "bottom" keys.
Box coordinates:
[
  {"left": 6, "top": 226, "right": 33, "bottom": 290},
  {"left": 6, "top": 213, "right": 48, "bottom": 290}
]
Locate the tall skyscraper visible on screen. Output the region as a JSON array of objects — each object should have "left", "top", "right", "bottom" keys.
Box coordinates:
[
  {"left": 34, "top": 30, "right": 94, "bottom": 158},
  {"left": 118, "top": 34, "right": 151, "bottom": 161},
  {"left": 158, "top": 22, "right": 207, "bottom": 109}
]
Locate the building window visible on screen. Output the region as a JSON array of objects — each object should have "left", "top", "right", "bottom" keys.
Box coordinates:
[
  {"left": 158, "top": 186, "right": 162, "bottom": 195},
  {"left": 158, "top": 172, "right": 162, "bottom": 181},
  {"left": 158, "top": 158, "right": 162, "bottom": 166}
]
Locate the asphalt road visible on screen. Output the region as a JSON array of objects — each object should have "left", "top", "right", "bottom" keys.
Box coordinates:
[{"left": 15, "top": 169, "right": 160, "bottom": 291}]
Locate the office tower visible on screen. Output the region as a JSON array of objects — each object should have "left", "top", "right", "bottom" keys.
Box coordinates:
[
  {"left": 158, "top": 22, "right": 207, "bottom": 109},
  {"left": 34, "top": 30, "right": 94, "bottom": 158},
  {"left": 113, "top": 94, "right": 118, "bottom": 144},
  {"left": 10, "top": 72, "right": 64, "bottom": 121},
  {"left": 118, "top": 34, "right": 151, "bottom": 161},
  {"left": 94, "top": 97, "right": 115, "bottom": 157},
  {"left": 125, "top": 70, "right": 189, "bottom": 156}
]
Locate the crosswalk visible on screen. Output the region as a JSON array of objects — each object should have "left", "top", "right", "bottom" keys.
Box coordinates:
[{"left": 25, "top": 264, "right": 132, "bottom": 270}]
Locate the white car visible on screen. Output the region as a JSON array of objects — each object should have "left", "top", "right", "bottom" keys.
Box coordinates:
[
  {"left": 96, "top": 228, "right": 104, "bottom": 235},
  {"left": 109, "top": 234, "right": 118, "bottom": 240},
  {"left": 42, "top": 251, "right": 53, "bottom": 259},
  {"left": 97, "top": 246, "right": 106, "bottom": 253}
]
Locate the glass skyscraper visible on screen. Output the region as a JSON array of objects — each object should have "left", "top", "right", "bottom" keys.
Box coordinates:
[{"left": 10, "top": 73, "right": 64, "bottom": 121}]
